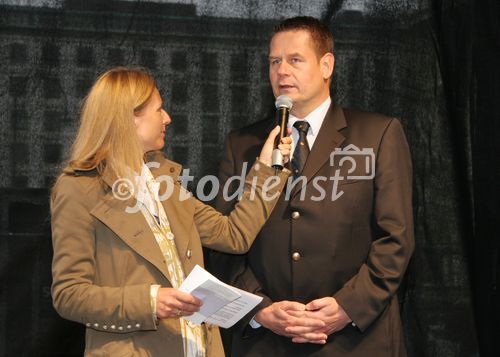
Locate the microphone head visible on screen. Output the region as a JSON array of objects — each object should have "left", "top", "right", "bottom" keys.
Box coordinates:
[{"left": 275, "top": 95, "right": 293, "bottom": 110}]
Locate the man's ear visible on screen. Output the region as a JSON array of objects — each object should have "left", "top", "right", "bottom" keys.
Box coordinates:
[{"left": 320, "top": 53, "right": 335, "bottom": 80}]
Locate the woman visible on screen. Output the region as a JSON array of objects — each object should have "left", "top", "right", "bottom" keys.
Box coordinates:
[{"left": 51, "top": 67, "right": 291, "bottom": 357}]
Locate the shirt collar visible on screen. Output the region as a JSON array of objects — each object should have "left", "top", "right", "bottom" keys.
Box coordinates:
[{"left": 288, "top": 97, "right": 331, "bottom": 136}]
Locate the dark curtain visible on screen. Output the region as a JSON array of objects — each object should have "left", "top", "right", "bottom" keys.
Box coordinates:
[{"left": 0, "top": 1, "right": 497, "bottom": 356}]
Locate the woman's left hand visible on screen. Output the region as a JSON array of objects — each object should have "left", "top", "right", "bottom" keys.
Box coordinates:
[{"left": 259, "top": 126, "right": 293, "bottom": 167}]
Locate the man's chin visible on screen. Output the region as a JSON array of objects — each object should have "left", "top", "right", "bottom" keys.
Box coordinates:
[{"left": 276, "top": 92, "right": 298, "bottom": 101}]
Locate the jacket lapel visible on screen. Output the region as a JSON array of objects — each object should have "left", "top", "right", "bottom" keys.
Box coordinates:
[
  {"left": 89, "top": 160, "right": 172, "bottom": 282},
  {"left": 292, "top": 103, "right": 347, "bottom": 199},
  {"left": 90, "top": 191, "right": 172, "bottom": 282}
]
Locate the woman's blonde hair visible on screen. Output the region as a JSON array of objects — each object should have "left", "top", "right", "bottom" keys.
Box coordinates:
[{"left": 66, "top": 66, "right": 156, "bottom": 179}]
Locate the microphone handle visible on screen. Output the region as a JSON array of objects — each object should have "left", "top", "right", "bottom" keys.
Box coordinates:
[{"left": 272, "top": 107, "right": 289, "bottom": 170}]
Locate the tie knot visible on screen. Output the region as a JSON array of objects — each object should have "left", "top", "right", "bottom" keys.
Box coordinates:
[{"left": 293, "top": 121, "right": 310, "bottom": 134}]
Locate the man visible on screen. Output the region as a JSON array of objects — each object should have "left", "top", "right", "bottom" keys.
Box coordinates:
[{"left": 210, "top": 16, "right": 414, "bottom": 356}]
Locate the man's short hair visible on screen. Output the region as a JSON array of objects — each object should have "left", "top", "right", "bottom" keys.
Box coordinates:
[{"left": 272, "top": 16, "right": 334, "bottom": 58}]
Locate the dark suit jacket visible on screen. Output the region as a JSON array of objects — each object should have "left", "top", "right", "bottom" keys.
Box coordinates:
[{"left": 209, "top": 103, "right": 414, "bottom": 357}]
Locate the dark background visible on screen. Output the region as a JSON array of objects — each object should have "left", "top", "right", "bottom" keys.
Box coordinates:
[{"left": 0, "top": 0, "right": 498, "bottom": 356}]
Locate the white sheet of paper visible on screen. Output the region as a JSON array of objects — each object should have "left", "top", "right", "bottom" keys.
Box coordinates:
[{"left": 179, "top": 265, "right": 263, "bottom": 328}]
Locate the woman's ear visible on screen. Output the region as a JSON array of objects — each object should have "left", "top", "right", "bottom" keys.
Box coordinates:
[{"left": 321, "top": 53, "right": 335, "bottom": 80}]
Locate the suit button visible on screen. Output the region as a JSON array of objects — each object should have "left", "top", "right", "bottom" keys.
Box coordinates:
[
  {"left": 102, "top": 325, "right": 108, "bottom": 330},
  {"left": 93, "top": 323, "right": 99, "bottom": 328},
  {"left": 111, "top": 325, "right": 116, "bottom": 330},
  {"left": 186, "top": 249, "right": 192, "bottom": 259},
  {"left": 291, "top": 211, "right": 300, "bottom": 220},
  {"left": 292, "top": 252, "right": 301, "bottom": 261},
  {"left": 136, "top": 323, "right": 141, "bottom": 328}
]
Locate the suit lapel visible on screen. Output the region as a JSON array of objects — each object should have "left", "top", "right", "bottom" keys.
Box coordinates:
[{"left": 292, "top": 103, "right": 347, "bottom": 199}]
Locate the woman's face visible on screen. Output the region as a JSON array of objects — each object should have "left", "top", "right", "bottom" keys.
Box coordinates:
[{"left": 134, "top": 88, "right": 171, "bottom": 152}]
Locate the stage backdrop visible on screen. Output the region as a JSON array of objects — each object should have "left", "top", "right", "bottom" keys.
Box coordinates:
[{"left": 1, "top": 0, "right": 498, "bottom": 356}]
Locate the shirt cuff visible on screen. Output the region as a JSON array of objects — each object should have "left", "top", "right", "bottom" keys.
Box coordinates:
[
  {"left": 150, "top": 284, "right": 161, "bottom": 322},
  {"left": 249, "top": 315, "right": 262, "bottom": 329}
]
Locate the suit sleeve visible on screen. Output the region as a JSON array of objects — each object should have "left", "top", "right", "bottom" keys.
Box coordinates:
[
  {"left": 334, "top": 118, "right": 415, "bottom": 332},
  {"left": 51, "top": 176, "right": 156, "bottom": 333}
]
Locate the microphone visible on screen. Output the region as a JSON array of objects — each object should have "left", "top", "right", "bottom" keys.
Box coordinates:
[{"left": 271, "top": 95, "right": 293, "bottom": 170}]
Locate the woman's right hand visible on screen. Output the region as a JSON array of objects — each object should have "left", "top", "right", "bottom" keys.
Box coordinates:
[
  {"left": 258, "top": 125, "right": 292, "bottom": 167},
  {"left": 156, "top": 287, "right": 203, "bottom": 319}
]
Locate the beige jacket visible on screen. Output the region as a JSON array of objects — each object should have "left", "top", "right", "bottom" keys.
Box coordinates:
[{"left": 51, "top": 151, "right": 289, "bottom": 357}]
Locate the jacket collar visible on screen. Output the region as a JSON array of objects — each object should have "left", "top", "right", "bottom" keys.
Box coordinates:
[{"left": 99, "top": 151, "right": 182, "bottom": 191}]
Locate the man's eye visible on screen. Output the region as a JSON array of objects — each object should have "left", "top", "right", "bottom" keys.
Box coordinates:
[
  {"left": 291, "top": 58, "right": 301, "bottom": 63},
  {"left": 271, "top": 59, "right": 281, "bottom": 65}
]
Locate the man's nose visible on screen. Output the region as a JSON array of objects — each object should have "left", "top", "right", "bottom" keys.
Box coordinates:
[{"left": 277, "top": 61, "right": 290, "bottom": 76}]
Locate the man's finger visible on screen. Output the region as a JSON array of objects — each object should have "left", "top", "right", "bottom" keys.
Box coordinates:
[
  {"left": 292, "top": 336, "right": 327, "bottom": 344},
  {"left": 287, "top": 316, "right": 325, "bottom": 328},
  {"left": 281, "top": 301, "right": 306, "bottom": 312},
  {"left": 275, "top": 306, "right": 294, "bottom": 322},
  {"left": 287, "top": 309, "right": 325, "bottom": 321},
  {"left": 286, "top": 325, "right": 323, "bottom": 335},
  {"left": 305, "top": 297, "right": 331, "bottom": 311}
]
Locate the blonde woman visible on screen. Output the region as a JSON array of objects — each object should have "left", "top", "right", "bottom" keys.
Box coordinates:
[{"left": 50, "top": 67, "right": 291, "bottom": 357}]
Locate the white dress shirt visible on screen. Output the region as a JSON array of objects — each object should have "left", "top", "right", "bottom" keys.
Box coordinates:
[{"left": 288, "top": 96, "right": 331, "bottom": 153}]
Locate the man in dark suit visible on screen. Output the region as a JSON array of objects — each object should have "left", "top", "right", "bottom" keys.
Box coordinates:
[{"left": 210, "top": 16, "right": 414, "bottom": 356}]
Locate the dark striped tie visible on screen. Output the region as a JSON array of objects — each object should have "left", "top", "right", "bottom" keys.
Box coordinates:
[{"left": 292, "top": 121, "right": 310, "bottom": 178}]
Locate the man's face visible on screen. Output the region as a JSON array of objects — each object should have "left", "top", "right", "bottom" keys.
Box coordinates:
[{"left": 268, "top": 30, "right": 333, "bottom": 117}]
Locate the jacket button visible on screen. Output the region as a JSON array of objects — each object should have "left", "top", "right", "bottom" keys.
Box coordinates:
[
  {"left": 127, "top": 325, "right": 132, "bottom": 329},
  {"left": 93, "top": 323, "right": 99, "bottom": 328},
  {"left": 118, "top": 326, "right": 123, "bottom": 331},
  {"left": 170, "top": 167, "right": 175, "bottom": 173},
  {"left": 111, "top": 325, "right": 116, "bottom": 330},
  {"left": 186, "top": 249, "right": 192, "bottom": 259},
  {"left": 291, "top": 211, "right": 300, "bottom": 220},
  {"left": 292, "top": 252, "right": 301, "bottom": 261},
  {"left": 136, "top": 323, "right": 141, "bottom": 328},
  {"left": 86, "top": 323, "right": 91, "bottom": 327},
  {"left": 102, "top": 325, "right": 108, "bottom": 330}
]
